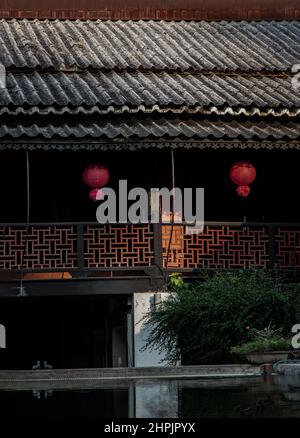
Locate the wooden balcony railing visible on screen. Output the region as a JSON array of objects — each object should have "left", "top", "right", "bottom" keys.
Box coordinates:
[{"left": 0, "top": 222, "right": 300, "bottom": 275}]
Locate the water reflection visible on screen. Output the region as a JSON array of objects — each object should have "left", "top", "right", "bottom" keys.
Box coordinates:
[{"left": 1, "top": 376, "right": 300, "bottom": 418}]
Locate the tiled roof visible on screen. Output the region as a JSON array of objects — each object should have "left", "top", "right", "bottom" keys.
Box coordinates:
[
  {"left": 0, "top": 19, "right": 299, "bottom": 146},
  {"left": 0, "top": 19, "right": 299, "bottom": 72},
  {"left": 0, "top": 71, "right": 296, "bottom": 110},
  {"left": 0, "top": 105, "right": 299, "bottom": 118},
  {"left": 0, "top": 118, "right": 299, "bottom": 140}
]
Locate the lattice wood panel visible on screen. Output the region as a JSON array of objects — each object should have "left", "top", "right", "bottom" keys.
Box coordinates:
[
  {"left": 275, "top": 228, "right": 300, "bottom": 269},
  {"left": 1, "top": 223, "right": 300, "bottom": 273},
  {"left": 0, "top": 225, "right": 77, "bottom": 270},
  {"left": 162, "top": 225, "right": 269, "bottom": 269},
  {"left": 84, "top": 224, "right": 154, "bottom": 268},
  {"left": 162, "top": 225, "right": 185, "bottom": 268}
]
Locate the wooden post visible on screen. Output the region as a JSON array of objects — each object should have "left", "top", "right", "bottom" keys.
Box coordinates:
[
  {"left": 75, "top": 223, "right": 86, "bottom": 277},
  {"left": 153, "top": 223, "right": 163, "bottom": 276},
  {"left": 267, "top": 225, "right": 276, "bottom": 270}
]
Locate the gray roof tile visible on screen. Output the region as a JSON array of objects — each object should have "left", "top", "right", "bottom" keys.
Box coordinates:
[
  {"left": 0, "top": 105, "right": 299, "bottom": 117},
  {"left": 0, "top": 118, "right": 299, "bottom": 140},
  {"left": 0, "top": 71, "right": 297, "bottom": 110},
  {"left": 0, "top": 19, "right": 300, "bottom": 72}
]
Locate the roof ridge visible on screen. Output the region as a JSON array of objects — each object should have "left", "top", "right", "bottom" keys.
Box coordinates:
[{"left": 0, "top": 18, "right": 299, "bottom": 24}]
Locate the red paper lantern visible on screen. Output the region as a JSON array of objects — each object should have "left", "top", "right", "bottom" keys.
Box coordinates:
[
  {"left": 236, "top": 186, "right": 251, "bottom": 197},
  {"left": 89, "top": 188, "right": 104, "bottom": 202},
  {"left": 83, "top": 164, "right": 110, "bottom": 189},
  {"left": 230, "top": 162, "right": 256, "bottom": 197}
]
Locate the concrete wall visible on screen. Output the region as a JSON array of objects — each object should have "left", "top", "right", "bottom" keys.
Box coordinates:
[
  {"left": 133, "top": 292, "right": 171, "bottom": 367},
  {"left": 0, "top": 324, "right": 6, "bottom": 349}
]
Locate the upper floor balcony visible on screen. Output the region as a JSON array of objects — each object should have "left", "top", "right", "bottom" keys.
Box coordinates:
[{"left": 0, "top": 221, "right": 299, "bottom": 282}]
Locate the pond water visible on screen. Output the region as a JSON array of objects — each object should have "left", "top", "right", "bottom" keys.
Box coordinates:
[{"left": 1, "top": 375, "right": 300, "bottom": 418}]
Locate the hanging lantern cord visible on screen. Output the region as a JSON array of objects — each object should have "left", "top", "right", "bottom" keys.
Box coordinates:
[
  {"left": 19, "top": 151, "right": 30, "bottom": 297},
  {"left": 164, "top": 149, "right": 175, "bottom": 289}
]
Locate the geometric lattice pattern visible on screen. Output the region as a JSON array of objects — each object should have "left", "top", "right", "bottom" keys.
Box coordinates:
[
  {"left": 84, "top": 224, "right": 154, "bottom": 268},
  {"left": 0, "top": 225, "right": 77, "bottom": 270},
  {"left": 1, "top": 223, "right": 300, "bottom": 273},
  {"left": 0, "top": 224, "right": 155, "bottom": 271},
  {"left": 163, "top": 225, "right": 270, "bottom": 269},
  {"left": 275, "top": 227, "right": 300, "bottom": 270},
  {"left": 162, "top": 225, "right": 185, "bottom": 268}
]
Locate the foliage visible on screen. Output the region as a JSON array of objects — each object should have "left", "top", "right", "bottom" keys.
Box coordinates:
[
  {"left": 168, "top": 272, "right": 186, "bottom": 292},
  {"left": 231, "top": 339, "right": 290, "bottom": 355},
  {"left": 143, "top": 271, "right": 299, "bottom": 364},
  {"left": 248, "top": 324, "right": 284, "bottom": 341},
  {"left": 231, "top": 325, "right": 290, "bottom": 354}
]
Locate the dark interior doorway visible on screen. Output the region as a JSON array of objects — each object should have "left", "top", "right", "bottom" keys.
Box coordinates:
[{"left": 0, "top": 295, "right": 130, "bottom": 370}]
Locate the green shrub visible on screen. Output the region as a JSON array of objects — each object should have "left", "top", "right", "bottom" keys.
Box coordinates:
[
  {"left": 231, "top": 339, "right": 290, "bottom": 355},
  {"left": 144, "top": 271, "right": 299, "bottom": 364},
  {"left": 231, "top": 325, "right": 290, "bottom": 354}
]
